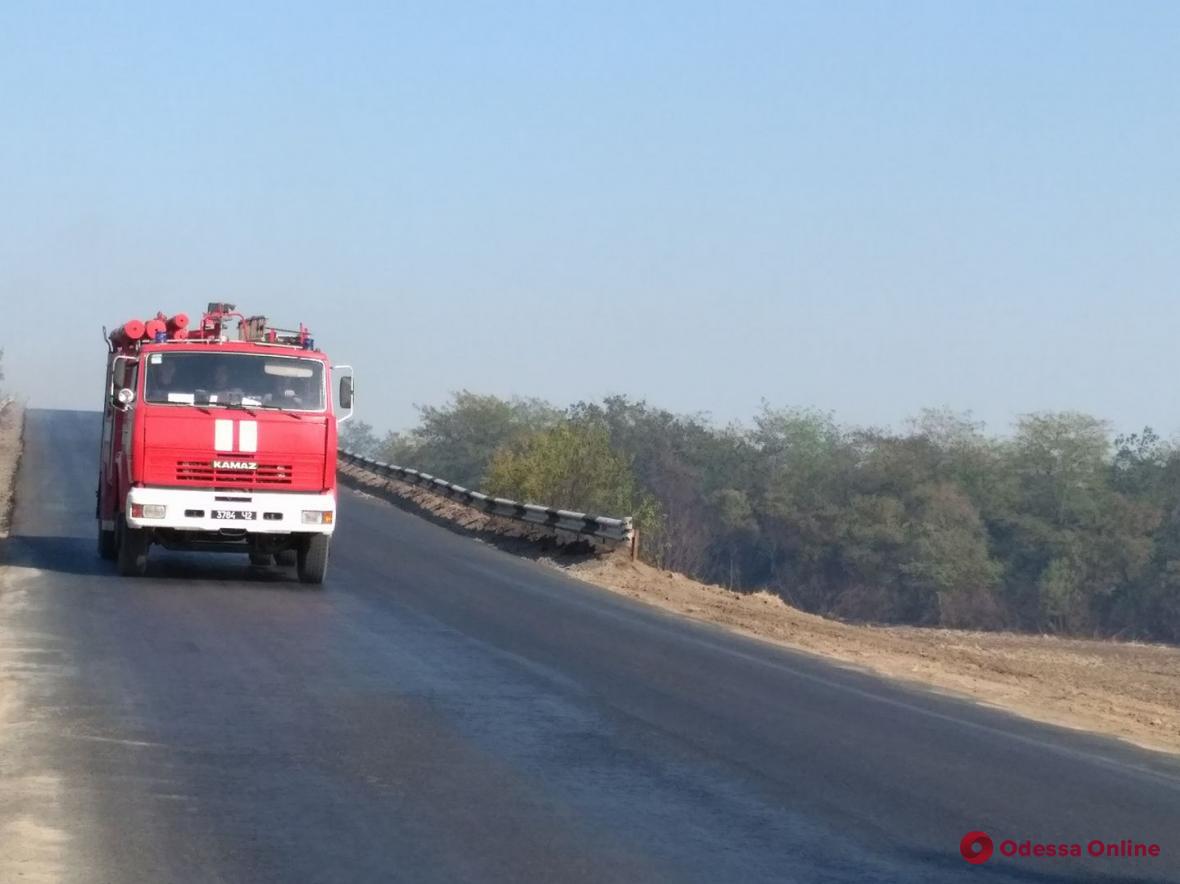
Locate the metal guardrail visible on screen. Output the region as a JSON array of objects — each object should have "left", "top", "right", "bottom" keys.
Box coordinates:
[{"left": 338, "top": 450, "right": 634, "bottom": 543}]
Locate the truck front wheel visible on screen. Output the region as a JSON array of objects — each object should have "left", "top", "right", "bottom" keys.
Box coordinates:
[
  {"left": 98, "top": 522, "right": 117, "bottom": 560},
  {"left": 297, "top": 535, "right": 329, "bottom": 586},
  {"left": 116, "top": 516, "right": 149, "bottom": 577}
]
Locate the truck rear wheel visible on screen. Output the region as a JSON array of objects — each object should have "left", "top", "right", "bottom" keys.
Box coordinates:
[
  {"left": 297, "top": 535, "right": 329, "bottom": 585},
  {"left": 98, "top": 522, "right": 117, "bottom": 560},
  {"left": 116, "top": 515, "right": 149, "bottom": 577}
]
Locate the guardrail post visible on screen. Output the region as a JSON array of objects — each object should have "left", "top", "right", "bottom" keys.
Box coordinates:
[{"left": 630, "top": 529, "right": 639, "bottom": 561}]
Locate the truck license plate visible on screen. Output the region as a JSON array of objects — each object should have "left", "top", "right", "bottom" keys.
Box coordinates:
[{"left": 212, "top": 510, "right": 255, "bottom": 521}]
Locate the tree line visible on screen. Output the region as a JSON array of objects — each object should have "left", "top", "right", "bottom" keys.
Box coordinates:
[{"left": 341, "top": 392, "right": 1180, "bottom": 643}]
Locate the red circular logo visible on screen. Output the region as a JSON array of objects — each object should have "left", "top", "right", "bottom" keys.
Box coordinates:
[{"left": 961, "top": 831, "right": 994, "bottom": 864}]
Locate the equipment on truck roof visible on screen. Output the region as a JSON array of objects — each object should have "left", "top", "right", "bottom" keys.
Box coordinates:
[{"left": 107, "top": 304, "right": 315, "bottom": 352}]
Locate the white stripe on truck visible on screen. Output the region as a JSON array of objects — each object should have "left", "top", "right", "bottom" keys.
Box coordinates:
[
  {"left": 238, "top": 420, "right": 257, "bottom": 453},
  {"left": 214, "top": 419, "right": 234, "bottom": 452}
]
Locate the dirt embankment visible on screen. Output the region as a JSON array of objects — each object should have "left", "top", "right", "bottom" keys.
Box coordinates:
[
  {"left": 0, "top": 402, "right": 24, "bottom": 540},
  {"left": 341, "top": 462, "right": 1180, "bottom": 756}
]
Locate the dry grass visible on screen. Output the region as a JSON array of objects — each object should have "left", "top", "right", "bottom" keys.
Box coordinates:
[{"left": 0, "top": 402, "right": 23, "bottom": 540}]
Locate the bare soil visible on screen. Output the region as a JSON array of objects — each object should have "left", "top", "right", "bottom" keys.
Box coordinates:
[{"left": 341, "top": 462, "right": 1180, "bottom": 756}]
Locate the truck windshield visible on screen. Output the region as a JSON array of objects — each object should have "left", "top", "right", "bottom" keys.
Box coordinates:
[{"left": 144, "top": 352, "right": 326, "bottom": 410}]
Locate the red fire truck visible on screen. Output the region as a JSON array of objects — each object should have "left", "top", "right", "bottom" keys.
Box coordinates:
[{"left": 96, "top": 304, "right": 354, "bottom": 584}]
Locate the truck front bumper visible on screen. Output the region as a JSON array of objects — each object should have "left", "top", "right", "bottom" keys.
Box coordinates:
[{"left": 125, "top": 487, "right": 336, "bottom": 535}]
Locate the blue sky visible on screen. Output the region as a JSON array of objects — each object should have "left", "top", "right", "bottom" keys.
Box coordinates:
[{"left": 2, "top": 2, "right": 1177, "bottom": 436}]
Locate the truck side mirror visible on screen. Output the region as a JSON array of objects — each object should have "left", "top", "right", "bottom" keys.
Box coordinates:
[{"left": 332, "top": 364, "right": 355, "bottom": 423}]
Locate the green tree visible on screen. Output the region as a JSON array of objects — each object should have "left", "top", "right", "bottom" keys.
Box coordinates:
[
  {"left": 900, "top": 483, "right": 1002, "bottom": 627},
  {"left": 994, "top": 412, "right": 1157, "bottom": 632},
  {"left": 1112, "top": 427, "right": 1171, "bottom": 499},
  {"left": 568, "top": 397, "right": 756, "bottom": 574},
  {"left": 1008, "top": 412, "right": 1110, "bottom": 523},
  {"left": 749, "top": 406, "right": 855, "bottom": 609},
  {"left": 712, "top": 487, "right": 759, "bottom": 588},
  {"left": 379, "top": 391, "right": 559, "bottom": 489},
  {"left": 339, "top": 419, "right": 380, "bottom": 457},
  {"left": 486, "top": 421, "right": 640, "bottom": 515}
]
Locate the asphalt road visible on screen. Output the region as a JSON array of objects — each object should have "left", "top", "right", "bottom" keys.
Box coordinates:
[{"left": 2, "top": 409, "right": 1179, "bottom": 883}]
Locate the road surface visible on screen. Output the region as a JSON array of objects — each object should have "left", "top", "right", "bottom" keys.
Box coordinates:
[{"left": 1, "top": 409, "right": 1178, "bottom": 882}]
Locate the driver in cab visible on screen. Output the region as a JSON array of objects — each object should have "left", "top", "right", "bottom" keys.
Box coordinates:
[{"left": 146, "top": 357, "right": 179, "bottom": 401}]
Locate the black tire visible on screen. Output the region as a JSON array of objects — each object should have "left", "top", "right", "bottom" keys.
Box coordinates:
[
  {"left": 297, "top": 535, "right": 329, "bottom": 585},
  {"left": 275, "top": 548, "right": 297, "bottom": 567},
  {"left": 116, "top": 515, "right": 149, "bottom": 577},
  {"left": 249, "top": 552, "right": 274, "bottom": 567},
  {"left": 98, "top": 522, "right": 117, "bottom": 560}
]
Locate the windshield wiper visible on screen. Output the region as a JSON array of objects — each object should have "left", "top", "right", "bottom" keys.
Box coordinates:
[{"left": 193, "top": 399, "right": 256, "bottom": 414}]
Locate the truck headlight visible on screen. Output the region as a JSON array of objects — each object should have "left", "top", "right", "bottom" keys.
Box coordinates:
[
  {"left": 301, "top": 510, "right": 334, "bottom": 524},
  {"left": 131, "top": 503, "right": 166, "bottom": 519}
]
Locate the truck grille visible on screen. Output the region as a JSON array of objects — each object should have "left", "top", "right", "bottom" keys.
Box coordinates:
[{"left": 175, "top": 460, "right": 294, "bottom": 486}]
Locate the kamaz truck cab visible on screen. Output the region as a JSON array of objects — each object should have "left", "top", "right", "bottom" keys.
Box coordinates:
[{"left": 96, "top": 304, "right": 354, "bottom": 584}]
